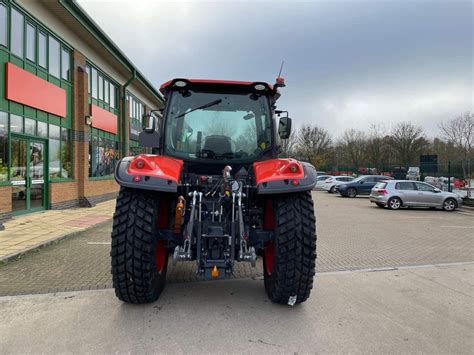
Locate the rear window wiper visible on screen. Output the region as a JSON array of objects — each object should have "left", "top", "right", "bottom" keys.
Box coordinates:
[{"left": 174, "top": 99, "right": 222, "bottom": 119}]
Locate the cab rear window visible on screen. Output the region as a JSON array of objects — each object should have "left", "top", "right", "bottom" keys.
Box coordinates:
[{"left": 374, "top": 182, "right": 387, "bottom": 189}]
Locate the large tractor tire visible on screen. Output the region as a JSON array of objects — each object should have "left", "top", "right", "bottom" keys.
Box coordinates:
[
  {"left": 111, "top": 187, "right": 169, "bottom": 303},
  {"left": 263, "top": 191, "right": 317, "bottom": 305}
]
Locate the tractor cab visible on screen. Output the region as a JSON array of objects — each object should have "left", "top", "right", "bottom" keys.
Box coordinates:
[{"left": 139, "top": 78, "right": 292, "bottom": 167}]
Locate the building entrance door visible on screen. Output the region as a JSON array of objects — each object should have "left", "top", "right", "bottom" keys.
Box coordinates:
[{"left": 11, "top": 136, "right": 47, "bottom": 214}]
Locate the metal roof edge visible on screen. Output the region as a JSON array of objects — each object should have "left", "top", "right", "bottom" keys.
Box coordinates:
[{"left": 58, "top": 0, "right": 164, "bottom": 105}]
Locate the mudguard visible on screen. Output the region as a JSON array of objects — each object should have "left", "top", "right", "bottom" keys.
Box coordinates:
[
  {"left": 115, "top": 155, "right": 183, "bottom": 193},
  {"left": 253, "top": 159, "right": 317, "bottom": 194}
]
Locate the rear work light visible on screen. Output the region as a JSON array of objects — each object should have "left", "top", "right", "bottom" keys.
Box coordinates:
[
  {"left": 174, "top": 80, "right": 187, "bottom": 88},
  {"left": 283, "top": 163, "right": 301, "bottom": 175}
]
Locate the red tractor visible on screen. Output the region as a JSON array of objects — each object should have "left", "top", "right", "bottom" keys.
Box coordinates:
[{"left": 111, "top": 78, "right": 317, "bottom": 305}]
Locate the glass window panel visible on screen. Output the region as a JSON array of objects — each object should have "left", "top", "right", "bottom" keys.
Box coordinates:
[
  {"left": 10, "top": 114, "right": 23, "bottom": 133},
  {"left": 24, "top": 118, "right": 36, "bottom": 135},
  {"left": 0, "top": 111, "right": 7, "bottom": 136},
  {"left": 49, "top": 125, "right": 61, "bottom": 178},
  {"left": 110, "top": 83, "right": 115, "bottom": 109},
  {"left": 104, "top": 79, "right": 109, "bottom": 104},
  {"left": 0, "top": 112, "right": 7, "bottom": 181},
  {"left": 91, "top": 67, "right": 97, "bottom": 98},
  {"left": 37, "top": 121, "right": 47, "bottom": 138},
  {"left": 0, "top": 4, "right": 7, "bottom": 47},
  {"left": 98, "top": 75, "right": 103, "bottom": 100},
  {"left": 10, "top": 138, "right": 26, "bottom": 184},
  {"left": 86, "top": 65, "right": 91, "bottom": 93},
  {"left": 61, "top": 48, "right": 70, "bottom": 80},
  {"left": 26, "top": 23, "right": 35, "bottom": 62},
  {"left": 415, "top": 182, "right": 435, "bottom": 192},
  {"left": 11, "top": 8, "right": 23, "bottom": 57},
  {"left": 48, "top": 36, "right": 60, "bottom": 77},
  {"left": 89, "top": 135, "right": 99, "bottom": 177},
  {"left": 61, "top": 127, "right": 72, "bottom": 178},
  {"left": 98, "top": 137, "right": 106, "bottom": 176},
  {"left": 49, "top": 124, "right": 60, "bottom": 139},
  {"left": 129, "top": 97, "right": 133, "bottom": 117},
  {"left": 38, "top": 32, "right": 47, "bottom": 68},
  {"left": 49, "top": 138, "right": 60, "bottom": 179},
  {"left": 29, "top": 141, "right": 45, "bottom": 208},
  {"left": 11, "top": 138, "right": 27, "bottom": 211}
]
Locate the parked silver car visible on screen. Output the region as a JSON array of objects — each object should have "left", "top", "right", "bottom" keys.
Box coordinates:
[
  {"left": 314, "top": 175, "right": 333, "bottom": 190},
  {"left": 323, "top": 176, "right": 355, "bottom": 193},
  {"left": 370, "top": 180, "right": 463, "bottom": 211}
]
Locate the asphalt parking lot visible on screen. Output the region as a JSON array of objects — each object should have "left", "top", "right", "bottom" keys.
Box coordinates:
[
  {"left": 1, "top": 263, "right": 473, "bottom": 353},
  {"left": 0, "top": 191, "right": 472, "bottom": 296}
]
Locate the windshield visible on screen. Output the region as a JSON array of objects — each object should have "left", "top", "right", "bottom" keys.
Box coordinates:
[{"left": 164, "top": 91, "right": 272, "bottom": 161}]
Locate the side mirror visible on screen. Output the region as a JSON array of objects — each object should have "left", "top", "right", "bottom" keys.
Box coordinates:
[
  {"left": 433, "top": 188, "right": 441, "bottom": 193},
  {"left": 278, "top": 116, "right": 292, "bottom": 139},
  {"left": 143, "top": 113, "right": 156, "bottom": 133},
  {"left": 139, "top": 113, "right": 160, "bottom": 147},
  {"left": 359, "top": 181, "right": 364, "bottom": 184}
]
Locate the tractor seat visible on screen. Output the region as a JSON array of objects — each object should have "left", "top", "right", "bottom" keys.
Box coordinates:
[{"left": 202, "top": 135, "right": 234, "bottom": 155}]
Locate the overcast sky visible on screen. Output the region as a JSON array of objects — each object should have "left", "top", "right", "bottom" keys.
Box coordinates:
[{"left": 78, "top": 0, "right": 473, "bottom": 137}]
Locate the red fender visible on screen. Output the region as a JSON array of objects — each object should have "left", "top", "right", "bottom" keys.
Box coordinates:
[
  {"left": 127, "top": 154, "right": 183, "bottom": 183},
  {"left": 253, "top": 158, "right": 305, "bottom": 184}
]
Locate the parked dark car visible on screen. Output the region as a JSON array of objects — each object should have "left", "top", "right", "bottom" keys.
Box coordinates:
[{"left": 337, "top": 175, "right": 393, "bottom": 197}]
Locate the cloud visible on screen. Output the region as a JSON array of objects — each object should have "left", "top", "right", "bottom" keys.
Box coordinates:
[{"left": 78, "top": 0, "right": 473, "bottom": 137}]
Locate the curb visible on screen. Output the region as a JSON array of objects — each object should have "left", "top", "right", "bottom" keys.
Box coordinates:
[{"left": 0, "top": 219, "right": 112, "bottom": 264}]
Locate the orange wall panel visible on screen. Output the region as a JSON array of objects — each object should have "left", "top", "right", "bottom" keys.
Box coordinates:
[
  {"left": 91, "top": 104, "right": 118, "bottom": 134},
  {"left": 5, "top": 63, "right": 66, "bottom": 117}
]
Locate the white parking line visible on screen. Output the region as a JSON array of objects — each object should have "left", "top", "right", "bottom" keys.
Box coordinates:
[
  {"left": 316, "top": 261, "right": 474, "bottom": 276},
  {"left": 87, "top": 242, "right": 111, "bottom": 245}
]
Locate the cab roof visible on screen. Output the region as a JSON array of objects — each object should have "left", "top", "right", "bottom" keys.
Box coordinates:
[{"left": 159, "top": 78, "right": 274, "bottom": 95}]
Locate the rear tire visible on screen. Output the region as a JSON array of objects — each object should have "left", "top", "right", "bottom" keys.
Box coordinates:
[
  {"left": 329, "top": 186, "right": 336, "bottom": 193},
  {"left": 347, "top": 188, "right": 357, "bottom": 198},
  {"left": 263, "top": 191, "right": 317, "bottom": 305},
  {"left": 387, "top": 197, "right": 402, "bottom": 210},
  {"left": 442, "top": 198, "right": 457, "bottom": 212},
  {"left": 111, "top": 188, "right": 169, "bottom": 303}
]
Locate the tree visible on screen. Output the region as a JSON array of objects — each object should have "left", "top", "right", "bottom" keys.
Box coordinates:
[
  {"left": 279, "top": 131, "right": 297, "bottom": 158},
  {"left": 339, "top": 128, "right": 367, "bottom": 168},
  {"left": 390, "top": 122, "right": 428, "bottom": 166},
  {"left": 295, "top": 124, "right": 332, "bottom": 167},
  {"left": 365, "top": 124, "right": 392, "bottom": 167},
  {"left": 430, "top": 137, "right": 460, "bottom": 163},
  {"left": 439, "top": 112, "right": 473, "bottom": 179}
]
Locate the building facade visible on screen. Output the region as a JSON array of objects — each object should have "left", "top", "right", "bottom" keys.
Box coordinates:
[{"left": 0, "top": 0, "right": 163, "bottom": 221}]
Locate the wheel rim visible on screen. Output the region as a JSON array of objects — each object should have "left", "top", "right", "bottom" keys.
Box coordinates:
[
  {"left": 390, "top": 199, "right": 401, "bottom": 209},
  {"left": 330, "top": 186, "right": 335, "bottom": 193},
  {"left": 348, "top": 189, "right": 356, "bottom": 197},
  {"left": 264, "top": 241, "right": 275, "bottom": 276},
  {"left": 155, "top": 240, "right": 168, "bottom": 273},
  {"left": 444, "top": 200, "right": 455, "bottom": 211}
]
